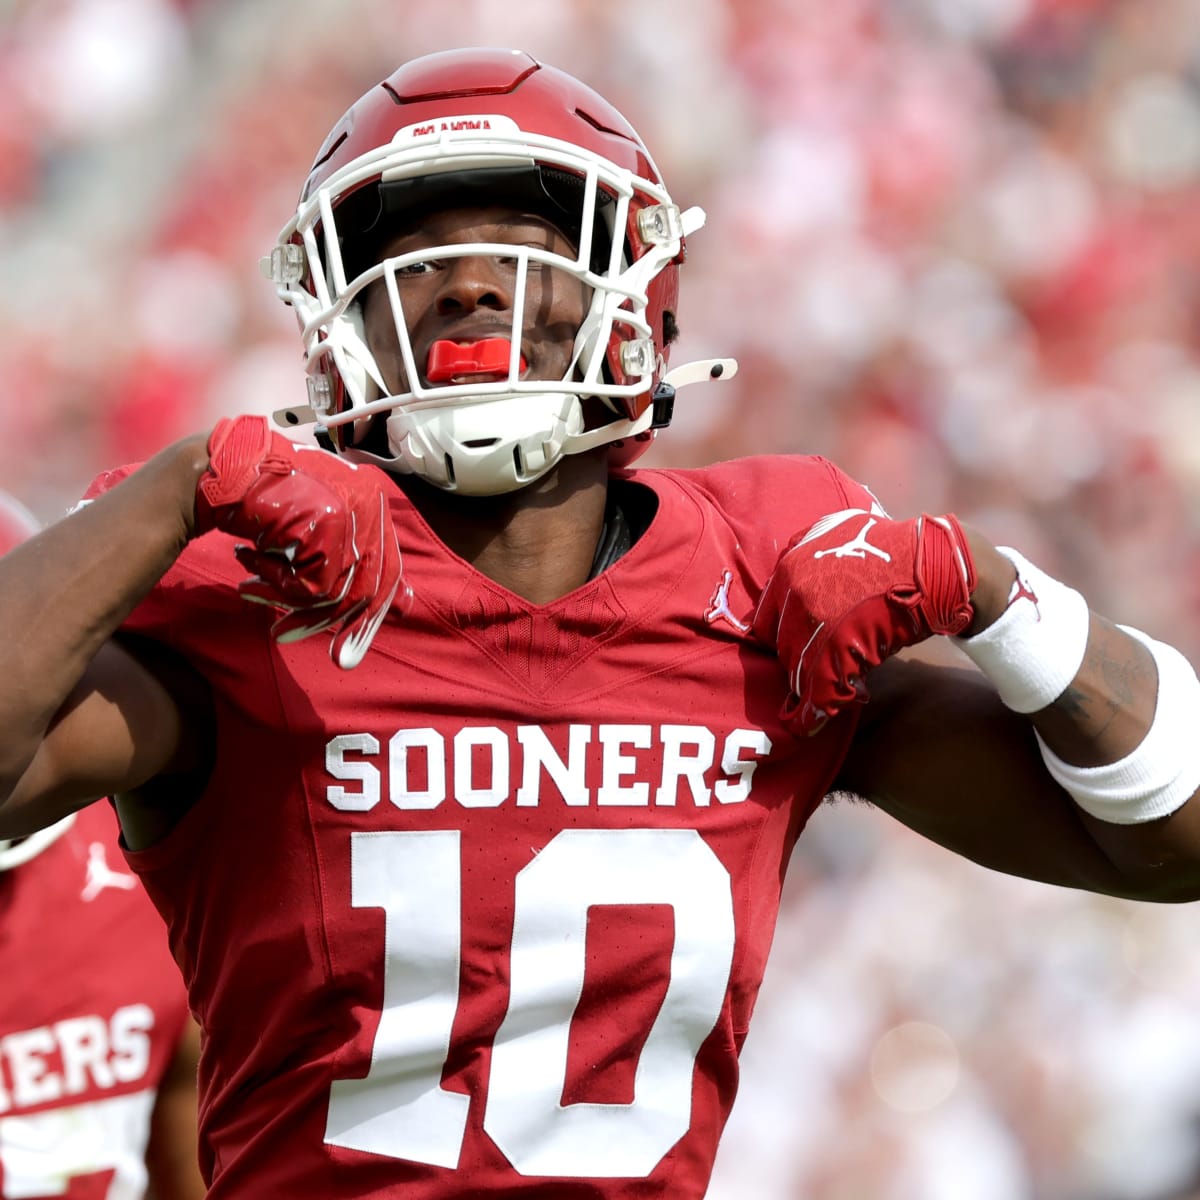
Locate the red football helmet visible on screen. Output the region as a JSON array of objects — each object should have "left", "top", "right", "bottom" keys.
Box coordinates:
[
  {"left": 265, "top": 47, "right": 733, "bottom": 495},
  {"left": 0, "top": 491, "right": 75, "bottom": 870}
]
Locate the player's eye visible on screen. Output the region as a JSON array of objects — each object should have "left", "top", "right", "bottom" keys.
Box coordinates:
[{"left": 394, "top": 259, "right": 440, "bottom": 278}]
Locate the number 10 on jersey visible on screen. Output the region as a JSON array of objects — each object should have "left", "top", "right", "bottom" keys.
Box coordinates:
[{"left": 324, "top": 827, "right": 736, "bottom": 1177}]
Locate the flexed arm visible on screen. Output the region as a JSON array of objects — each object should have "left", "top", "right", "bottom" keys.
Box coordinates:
[
  {"left": 753, "top": 508, "right": 1200, "bottom": 899},
  {"left": 0, "top": 416, "right": 408, "bottom": 838},
  {"left": 953, "top": 536, "right": 1200, "bottom": 893},
  {"left": 0, "top": 439, "right": 209, "bottom": 820}
]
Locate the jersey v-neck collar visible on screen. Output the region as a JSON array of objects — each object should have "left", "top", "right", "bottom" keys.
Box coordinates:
[
  {"left": 392, "top": 470, "right": 702, "bottom": 617},
  {"left": 387, "top": 471, "right": 708, "bottom": 696}
]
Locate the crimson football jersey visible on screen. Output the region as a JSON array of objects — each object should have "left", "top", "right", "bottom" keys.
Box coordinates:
[
  {"left": 102, "top": 453, "right": 876, "bottom": 1198},
  {"left": 0, "top": 803, "right": 193, "bottom": 1199}
]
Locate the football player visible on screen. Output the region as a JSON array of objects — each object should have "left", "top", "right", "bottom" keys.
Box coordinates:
[
  {"left": 0, "top": 47, "right": 1197, "bottom": 1198},
  {"left": 0, "top": 493, "right": 205, "bottom": 1199}
]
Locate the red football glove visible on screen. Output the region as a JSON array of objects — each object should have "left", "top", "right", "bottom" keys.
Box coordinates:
[
  {"left": 752, "top": 509, "right": 977, "bottom": 734},
  {"left": 194, "top": 415, "right": 411, "bottom": 669}
]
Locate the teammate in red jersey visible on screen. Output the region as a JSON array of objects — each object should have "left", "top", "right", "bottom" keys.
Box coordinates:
[
  {"left": 0, "top": 494, "right": 205, "bottom": 1200},
  {"left": 0, "top": 47, "right": 1198, "bottom": 1198}
]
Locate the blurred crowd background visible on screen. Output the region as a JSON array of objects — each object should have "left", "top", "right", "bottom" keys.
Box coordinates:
[{"left": 4, "top": 0, "right": 1200, "bottom": 1196}]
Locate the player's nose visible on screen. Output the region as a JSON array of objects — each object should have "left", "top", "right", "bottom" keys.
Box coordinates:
[{"left": 434, "top": 254, "right": 515, "bottom": 315}]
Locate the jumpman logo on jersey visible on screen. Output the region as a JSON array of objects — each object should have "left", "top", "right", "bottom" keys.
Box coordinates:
[
  {"left": 813, "top": 517, "right": 892, "bottom": 563},
  {"left": 81, "top": 842, "right": 137, "bottom": 902},
  {"left": 705, "top": 570, "right": 750, "bottom": 634}
]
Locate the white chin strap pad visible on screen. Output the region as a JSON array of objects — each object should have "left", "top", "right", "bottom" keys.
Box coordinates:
[{"left": 385, "top": 392, "right": 585, "bottom": 496}]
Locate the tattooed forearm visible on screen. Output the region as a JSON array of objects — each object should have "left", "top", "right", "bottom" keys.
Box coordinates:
[{"left": 1031, "top": 614, "right": 1158, "bottom": 767}]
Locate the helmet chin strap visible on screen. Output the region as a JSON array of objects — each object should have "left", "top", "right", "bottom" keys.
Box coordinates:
[
  {"left": 275, "top": 347, "right": 740, "bottom": 496},
  {"left": 561, "top": 356, "right": 740, "bottom": 457},
  {"left": 661, "top": 357, "right": 739, "bottom": 390},
  {"left": 379, "top": 388, "right": 586, "bottom": 494}
]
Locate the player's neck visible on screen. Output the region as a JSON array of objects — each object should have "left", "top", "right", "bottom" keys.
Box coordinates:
[{"left": 401, "top": 450, "right": 610, "bottom": 605}]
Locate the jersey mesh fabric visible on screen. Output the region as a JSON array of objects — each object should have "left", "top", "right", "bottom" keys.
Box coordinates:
[{"left": 90, "top": 453, "right": 875, "bottom": 1198}]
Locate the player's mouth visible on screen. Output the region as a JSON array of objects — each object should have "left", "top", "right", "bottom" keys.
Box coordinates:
[{"left": 426, "top": 338, "right": 527, "bottom": 385}]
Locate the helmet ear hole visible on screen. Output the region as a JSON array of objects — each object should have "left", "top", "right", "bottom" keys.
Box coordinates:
[{"left": 663, "top": 310, "right": 679, "bottom": 347}]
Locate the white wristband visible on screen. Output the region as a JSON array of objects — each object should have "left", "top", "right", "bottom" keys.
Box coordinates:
[
  {"left": 1036, "top": 626, "right": 1200, "bottom": 825},
  {"left": 956, "top": 547, "right": 1090, "bottom": 713}
]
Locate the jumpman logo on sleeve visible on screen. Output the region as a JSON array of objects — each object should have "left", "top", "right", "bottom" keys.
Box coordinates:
[
  {"left": 81, "top": 842, "right": 137, "bottom": 902},
  {"left": 705, "top": 570, "right": 751, "bottom": 634}
]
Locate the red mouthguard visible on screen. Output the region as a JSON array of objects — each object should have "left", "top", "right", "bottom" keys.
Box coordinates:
[{"left": 426, "top": 338, "right": 526, "bottom": 383}]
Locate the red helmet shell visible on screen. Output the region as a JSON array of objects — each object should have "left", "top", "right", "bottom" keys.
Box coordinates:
[{"left": 298, "top": 49, "right": 683, "bottom": 463}]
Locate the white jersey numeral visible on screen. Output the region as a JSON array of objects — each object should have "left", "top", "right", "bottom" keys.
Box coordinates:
[
  {"left": 324, "top": 828, "right": 735, "bottom": 1178},
  {"left": 0, "top": 1091, "right": 154, "bottom": 1199},
  {"left": 325, "top": 831, "right": 468, "bottom": 1166}
]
